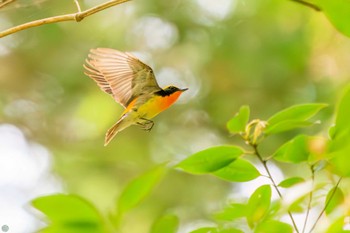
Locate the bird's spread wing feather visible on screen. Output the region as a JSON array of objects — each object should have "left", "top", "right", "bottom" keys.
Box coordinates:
[{"left": 83, "top": 48, "right": 161, "bottom": 108}]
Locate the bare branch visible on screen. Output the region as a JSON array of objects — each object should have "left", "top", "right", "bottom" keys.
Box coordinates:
[
  {"left": 290, "top": 0, "right": 321, "bottom": 11},
  {"left": 0, "top": 0, "right": 15, "bottom": 9},
  {"left": 74, "top": 0, "right": 82, "bottom": 12},
  {"left": 0, "top": 0, "right": 130, "bottom": 38}
]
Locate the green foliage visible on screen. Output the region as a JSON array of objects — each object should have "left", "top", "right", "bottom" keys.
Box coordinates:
[
  {"left": 316, "top": 0, "right": 350, "bottom": 38},
  {"left": 6, "top": 0, "right": 350, "bottom": 232},
  {"left": 32, "top": 194, "right": 104, "bottom": 233},
  {"left": 325, "top": 187, "right": 344, "bottom": 215},
  {"left": 278, "top": 177, "right": 305, "bottom": 188},
  {"left": 273, "top": 135, "right": 310, "bottom": 163},
  {"left": 150, "top": 214, "right": 179, "bottom": 233},
  {"left": 190, "top": 227, "right": 243, "bottom": 233},
  {"left": 117, "top": 165, "right": 166, "bottom": 216},
  {"left": 214, "top": 203, "right": 247, "bottom": 221},
  {"left": 227, "top": 105, "right": 250, "bottom": 134},
  {"left": 213, "top": 159, "right": 260, "bottom": 182},
  {"left": 328, "top": 86, "right": 350, "bottom": 176},
  {"left": 255, "top": 220, "right": 293, "bottom": 233},
  {"left": 265, "top": 103, "right": 327, "bottom": 135},
  {"left": 176, "top": 146, "right": 244, "bottom": 174},
  {"left": 32, "top": 96, "right": 347, "bottom": 233},
  {"left": 246, "top": 185, "right": 271, "bottom": 228}
]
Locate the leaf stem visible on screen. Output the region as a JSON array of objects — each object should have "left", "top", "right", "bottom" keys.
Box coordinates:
[
  {"left": 290, "top": 0, "right": 321, "bottom": 11},
  {"left": 252, "top": 145, "right": 300, "bottom": 233},
  {"left": 308, "top": 177, "right": 342, "bottom": 233},
  {"left": 302, "top": 165, "right": 315, "bottom": 233}
]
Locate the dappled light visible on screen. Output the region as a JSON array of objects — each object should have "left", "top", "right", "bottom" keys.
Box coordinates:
[{"left": 1, "top": 0, "right": 350, "bottom": 232}]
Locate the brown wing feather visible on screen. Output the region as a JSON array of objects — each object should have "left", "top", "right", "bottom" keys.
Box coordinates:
[{"left": 83, "top": 48, "right": 161, "bottom": 108}]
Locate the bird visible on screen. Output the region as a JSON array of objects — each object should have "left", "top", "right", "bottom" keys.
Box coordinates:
[{"left": 83, "top": 48, "right": 188, "bottom": 146}]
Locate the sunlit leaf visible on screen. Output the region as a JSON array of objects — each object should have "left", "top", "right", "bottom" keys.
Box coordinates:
[
  {"left": 213, "top": 159, "right": 260, "bottom": 182},
  {"left": 218, "top": 229, "right": 243, "bottom": 233},
  {"left": 278, "top": 177, "right": 305, "bottom": 188},
  {"left": 264, "top": 120, "right": 314, "bottom": 135},
  {"left": 273, "top": 135, "right": 310, "bottom": 163},
  {"left": 227, "top": 105, "right": 250, "bottom": 133},
  {"left": 189, "top": 227, "right": 217, "bottom": 233},
  {"left": 326, "top": 216, "right": 350, "bottom": 233},
  {"left": 333, "top": 86, "right": 350, "bottom": 135},
  {"left": 214, "top": 203, "right": 247, "bottom": 221},
  {"left": 329, "top": 85, "right": 350, "bottom": 151},
  {"left": 246, "top": 185, "right": 271, "bottom": 228},
  {"left": 265, "top": 104, "right": 327, "bottom": 135},
  {"left": 151, "top": 214, "right": 179, "bottom": 233},
  {"left": 117, "top": 165, "right": 166, "bottom": 215},
  {"left": 288, "top": 194, "right": 308, "bottom": 213},
  {"left": 325, "top": 187, "right": 344, "bottom": 215},
  {"left": 190, "top": 228, "right": 243, "bottom": 233},
  {"left": 177, "top": 146, "right": 244, "bottom": 174},
  {"left": 316, "top": 0, "right": 350, "bottom": 38},
  {"left": 328, "top": 145, "right": 350, "bottom": 177},
  {"left": 32, "top": 194, "right": 104, "bottom": 233},
  {"left": 255, "top": 220, "right": 293, "bottom": 233}
]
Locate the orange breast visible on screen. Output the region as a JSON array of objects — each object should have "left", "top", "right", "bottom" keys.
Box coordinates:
[{"left": 138, "top": 91, "right": 183, "bottom": 119}]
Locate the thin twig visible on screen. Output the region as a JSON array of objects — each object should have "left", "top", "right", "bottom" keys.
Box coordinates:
[
  {"left": 290, "top": 0, "right": 321, "bottom": 11},
  {"left": 0, "top": 0, "right": 15, "bottom": 9},
  {"left": 302, "top": 165, "right": 315, "bottom": 233},
  {"left": 253, "top": 145, "right": 300, "bottom": 233},
  {"left": 0, "top": 0, "right": 130, "bottom": 38},
  {"left": 74, "top": 0, "right": 81, "bottom": 12},
  {"left": 308, "top": 177, "right": 343, "bottom": 233}
]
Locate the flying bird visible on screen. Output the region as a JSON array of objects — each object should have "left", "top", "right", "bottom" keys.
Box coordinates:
[{"left": 84, "top": 48, "right": 188, "bottom": 146}]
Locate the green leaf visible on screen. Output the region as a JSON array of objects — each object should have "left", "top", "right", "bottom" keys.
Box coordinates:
[
  {"left": 177, "top": 146, "right": 244, "bottom": 174},
  {"left": 326, "top": 216, "right": 350, "bottom": 233},
  {"left": 316, "top": 0, "right": 350, "bottom": 38},
  {"left": 325, "top": 187, "right": 344, "bottom": 215},
  {"left": 213, "top": 159, "right": 260, "bottom": 182},
  {"left": 278, "top": 177, "right": 305, "bottom": 188},
  {"left": 329, "top": 85, "right": 350, "bottom": 151},
  {"left": 189, "top": 227, "right": 217, "bottom": 233},
  {"left": 328, "top": 145, "right": 350, "bottom": 177},
  {"left": 32, "top": 194, "right": 104, "bottom": 233},
  {"left": 218, "top": 229, "right": 244, "bottom": 233},
  {"left": 264, "top": 120, "right": 314, "bottom": 135},
  {"left": 151, "top": 214, "right": 179, "bottom": 233},
  {"left": 227, "top": 105, "right": 250, "bottom": 133},
  {"left": 255, "top": 220, "right": 293, "bottom": 233},
  {"left": 190, "top": 228, "right": 243, "bottom": 233},
  {"left": 214, "top": 203, "right": 247, "bottom": 221},
  {"left": 246, "top": 185, "right": 271, "bottom": 228},
  {"left": 117, "top": 165, "right": 166, "bottom": 215},
  {"left": 273, "top": 135, "right": 310, "bottom": 163},
  {"left": 333, "top": 86, "right": 350, "bottom": 136},
  {"left": 265, "top": 103, "right": 327, "bottom": 135}
]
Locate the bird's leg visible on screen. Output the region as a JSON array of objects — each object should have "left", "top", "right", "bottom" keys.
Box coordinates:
[{"left": 137, "top": 118, "right": 154, "bottom": 131}]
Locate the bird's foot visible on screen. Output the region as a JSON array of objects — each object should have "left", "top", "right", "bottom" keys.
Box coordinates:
[{"left": 137, "top": 118, "right": 154, "bottom": 132}]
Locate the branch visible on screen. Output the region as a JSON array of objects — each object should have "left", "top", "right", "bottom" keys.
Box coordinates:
[
  {"left": 0, "top": 0, "right": 15, "bottom": 9},
  {"left": 290, "top": 0, "right": 321, "bottom": 11},
  {"left": 253, "top": 145, "right": 300, "bottom": 233},
  {"left": 308, "top": 177, "right": 342, "bottom": 233},
  {"left": 0, "top": 0, "right": 131, "bottom": 38},
  {"left": 302, "top": 165, "right": 315, "bottom": 233}
]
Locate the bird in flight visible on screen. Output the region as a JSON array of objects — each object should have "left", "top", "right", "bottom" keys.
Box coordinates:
[{"left": 84, "top": 48, "right": 188, "bottom": 146}]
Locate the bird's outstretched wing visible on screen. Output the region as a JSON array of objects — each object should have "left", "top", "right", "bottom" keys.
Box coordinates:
[{"left": 84, "top": 48, "right": 161, "bottom": 108}]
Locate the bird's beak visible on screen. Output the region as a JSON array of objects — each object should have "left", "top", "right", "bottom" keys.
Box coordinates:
[{"left": 180, "top": 88, "right": 188, "bottom": 92}]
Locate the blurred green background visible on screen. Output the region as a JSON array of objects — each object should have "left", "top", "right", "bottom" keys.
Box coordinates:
[{"left": 1, "top": 0, "right": 350, "bottom": 232}]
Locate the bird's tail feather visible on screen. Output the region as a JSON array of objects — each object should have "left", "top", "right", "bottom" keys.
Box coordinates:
[{"left": 104, "top": 115, "right": 130, "bottom": 146}]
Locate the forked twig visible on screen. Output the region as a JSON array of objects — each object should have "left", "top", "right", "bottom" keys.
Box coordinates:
[{"left": 0, "top": 0, "right": 130, "bottom": 38}]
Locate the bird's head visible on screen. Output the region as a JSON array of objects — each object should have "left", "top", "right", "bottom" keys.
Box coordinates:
[{"left": 163, "top": 86, "right": 188, "bottom": 95}]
